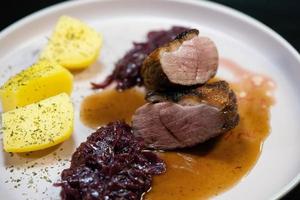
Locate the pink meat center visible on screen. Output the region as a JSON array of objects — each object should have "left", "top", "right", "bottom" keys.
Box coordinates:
[{"left": 160, "top": 36, "right": 218, "bottom": 85}]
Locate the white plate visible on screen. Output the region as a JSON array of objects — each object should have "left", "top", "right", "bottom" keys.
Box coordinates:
[{"left": 0, "top": 0, "right": 299, "bottom": 199}]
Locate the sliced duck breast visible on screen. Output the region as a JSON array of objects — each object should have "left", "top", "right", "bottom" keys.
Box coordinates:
[
  {"left": 132, "top": 81, "right": 239, "bottom": 150},
  {"left": 142, "top": 29, "right": 218, "bottom": 91}
]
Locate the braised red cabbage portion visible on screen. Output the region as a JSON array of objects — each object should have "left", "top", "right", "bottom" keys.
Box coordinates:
[
  {"left": 56, "top": 121, "right": 166, "bottom": 200},
  {"left": 91, "top": 26, "right": 190, "bottom": 90}
]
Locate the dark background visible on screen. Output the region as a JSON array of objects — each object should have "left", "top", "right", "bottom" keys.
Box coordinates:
[{"left": 0, "top": 0, "right": 299, "bottom": 199}]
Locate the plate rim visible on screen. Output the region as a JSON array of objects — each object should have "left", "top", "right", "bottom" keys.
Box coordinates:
[{"left": 0, "top": 0, "right": 299, "bottom": 199}]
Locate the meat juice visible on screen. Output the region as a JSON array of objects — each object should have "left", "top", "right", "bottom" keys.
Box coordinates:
[{"left": 80, "top": 59, "right": 275, "bottom": 199}]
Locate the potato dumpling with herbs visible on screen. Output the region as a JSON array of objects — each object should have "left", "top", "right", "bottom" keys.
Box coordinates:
[
  {"left": 40, "top": 15, "right": 103, "bottom": 70},
  {"left": 2, "top": 93, "right": 73, "bottom": 152},
  {"left": 0, "top": 60, "right": 73, "bottom": 112}
]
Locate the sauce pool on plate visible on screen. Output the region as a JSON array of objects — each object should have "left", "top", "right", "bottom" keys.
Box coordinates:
[
  {"left": 79, "top": 58, "right": 275, "bottom": 200},
  {"left": 80, "top": 88, "right": 146, "bottom": 128}
]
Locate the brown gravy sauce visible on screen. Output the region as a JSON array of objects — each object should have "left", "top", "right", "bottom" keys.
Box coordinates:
[
  {"left": 80, "top": 58, "right": 275, "bottom": 199},
  {"left": 80, "top": 88, "right": 146, "bottom": 128}
]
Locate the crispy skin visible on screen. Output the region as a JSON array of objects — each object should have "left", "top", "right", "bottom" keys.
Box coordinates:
[{"left": 194, "top": 81, "right": 239, "bottom": 132}]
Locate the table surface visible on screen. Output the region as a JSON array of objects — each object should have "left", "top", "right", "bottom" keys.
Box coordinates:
[{"left": 0, "top": 0, "right": 299, "bottom": 199}]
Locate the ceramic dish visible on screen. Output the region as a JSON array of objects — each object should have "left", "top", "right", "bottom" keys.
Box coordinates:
[{"left": 0, "top": 0, "right": 299, "bottom": 199}]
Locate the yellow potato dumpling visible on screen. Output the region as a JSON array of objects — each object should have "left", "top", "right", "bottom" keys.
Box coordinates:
[
  {"left": 2, "top": 93, "right": 73, "bottom": 153},
  {"left": 0, "top": 60, "right": 73, "bottom": 112},
  {"left": 40, "top": 15, "right": 103, "bottom": 70}
]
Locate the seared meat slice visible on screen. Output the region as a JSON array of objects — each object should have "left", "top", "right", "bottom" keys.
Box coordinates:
[
  {"left": 142, "top": 29, "right": 218, "bottom": 91},
  {"left": 132, "top": 81, "right": 239, "bottom": 150},
  {"left": 134, "top": 102, "right": 224, "bottom": 149},
  {"left": 132, "top": 102, "right": 182, "bottom": 148}
]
